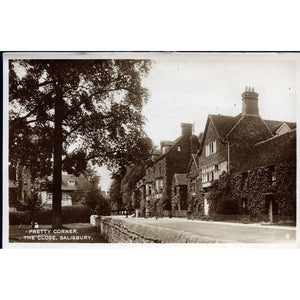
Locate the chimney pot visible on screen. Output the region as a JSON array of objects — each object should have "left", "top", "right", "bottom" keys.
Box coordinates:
[{"left": 241, "top": 87, "right": 259, "bottom": 115}]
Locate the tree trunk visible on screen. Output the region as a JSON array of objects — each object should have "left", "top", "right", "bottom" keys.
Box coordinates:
[{"left": 52, "top": 89, "right": 63, "bottom": 228}]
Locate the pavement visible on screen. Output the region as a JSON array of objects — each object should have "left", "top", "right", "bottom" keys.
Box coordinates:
[{"left": 111, "top": 216, "right": 297, "bottom": 244}]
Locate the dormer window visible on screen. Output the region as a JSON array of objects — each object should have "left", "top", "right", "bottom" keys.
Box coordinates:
[{"left": 205, "top": 140, "right": 217, "bottom": 156}]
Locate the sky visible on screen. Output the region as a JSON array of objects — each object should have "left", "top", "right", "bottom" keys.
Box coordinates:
[{"left": 99, "top": 53, "right": 298, "bottom": 192}]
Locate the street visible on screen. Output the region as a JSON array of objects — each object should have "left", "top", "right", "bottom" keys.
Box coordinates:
[{"left": 113, "top": 216, "right": 296, "bottom": 244}]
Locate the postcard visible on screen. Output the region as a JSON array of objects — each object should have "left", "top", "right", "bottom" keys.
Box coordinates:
[{"left": 2, "top": 52, "right": 299, "bottom": 247}]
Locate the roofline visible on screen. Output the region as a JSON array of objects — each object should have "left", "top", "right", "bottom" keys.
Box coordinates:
[
  {"left": 148, "top": 135, "right": 184, "bottom": 164},
  {"left": 198, "top": 115, "right": 218, "bottom": 156},
  {"left": 259, "top": 116, "right": 274, "bottom": 136},
  {"left": 254, "top": 128, "right": 296, "bottom": 146},
  {"left": 208, "top": 115, "right": 221, "bottom": 139},
  {"left": 276, "top": 122, "right": 291, "bottom": 133}
]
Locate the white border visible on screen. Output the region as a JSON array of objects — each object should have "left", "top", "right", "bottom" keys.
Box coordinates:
[{"left": 3, "top": 51, "right": 300, "bottom": 248}]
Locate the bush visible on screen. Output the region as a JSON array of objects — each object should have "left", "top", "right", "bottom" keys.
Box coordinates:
[
  {"left": 61, "top": 205, "right": 93, "bottom": 223},
  {"left": 9, "top": 205, "right": 93, "bottom": 225},
  {"left": 9, "top": 211, "right": 31, "bottom": 225},
  {"left": 36, "top": 208, "right": 52, "bottom": 224}
]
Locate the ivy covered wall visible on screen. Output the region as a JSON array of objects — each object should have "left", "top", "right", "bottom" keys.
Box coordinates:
[{"left": 206, "top": 163, "right": 296, "bottom": 224}]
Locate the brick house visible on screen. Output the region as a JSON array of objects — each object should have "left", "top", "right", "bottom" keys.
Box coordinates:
[
  {"left": 137, "top": 123, "right": 198, "bottom": 217},
  {"left": 187, "top": 87, "right": 296, "bottom": 224}
]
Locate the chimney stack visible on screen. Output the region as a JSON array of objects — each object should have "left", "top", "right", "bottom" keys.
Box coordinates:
[
  {"left": 181, "top": 123, "right": 193, "bottom": 136},
  {"left": 241, "top": 87, "right": 259, "bottom": 115}
]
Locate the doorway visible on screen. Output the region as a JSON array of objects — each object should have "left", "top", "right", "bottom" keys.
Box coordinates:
[
  {"left": 266, "top": 195, "right": 278, "bottom": 223},
  {"left": 242, "top": 198, "right": 248, "bottom": 215}
]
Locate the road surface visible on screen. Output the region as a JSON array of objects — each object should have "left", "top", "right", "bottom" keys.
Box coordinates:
[{"left": 113, "top": 216, "right": 296, "bottom": 244}]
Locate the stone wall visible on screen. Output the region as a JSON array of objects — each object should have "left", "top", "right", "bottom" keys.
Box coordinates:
[{"left": 95, "top": 217, "right": 222, "bottom": 243}]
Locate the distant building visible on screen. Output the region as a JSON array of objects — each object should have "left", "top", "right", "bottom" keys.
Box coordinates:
[
  {"left": 39, "top": 174, "right": 78, "bottom": 207},
  {"left": 137, "top": 123, "right": 199, "bottom": 217}
]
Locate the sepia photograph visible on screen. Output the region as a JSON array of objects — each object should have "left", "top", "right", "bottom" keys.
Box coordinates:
[{"left": 2, "top": 52, "right": 298, "bottom": 247}]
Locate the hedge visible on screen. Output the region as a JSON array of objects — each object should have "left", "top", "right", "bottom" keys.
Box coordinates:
[{"left": 9, "top": 205, "right": 93, "bottom": 225}]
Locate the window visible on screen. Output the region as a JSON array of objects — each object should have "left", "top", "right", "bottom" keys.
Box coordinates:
[
  {"left": 205, "top": 140, "right": 217, "bottom": 157},
  {"left": 272, "top": 171, "right": 276, "bottom": 182},
  {"left": 178, "top": 146, "right": 181, "bottom": 152},
  {"left": 242, "top": 172, "right": 248, "bottom": 189},
  {"left": 201, "top": 165, "right": 219, "bottom": 183},
  {"left": 47, "top": 193, "right": 53, "bottom": 201},
  {"left": 62, "top": 193, "right": 68, "bottom": 201},
  {"left": 269, "top": 166, "right": 276, "bottom": 182},
  {"left": 204, "top": 198, "right": 209, "bottom": 216},
  {"left": 190, "top": 180, "right": 196, "bottom": 196},
  {"left": 68, "top": 179, "right": 75, "bottom": 186},
  {"left": 146, "top": 184, "right": 152, "bottom": 195},
  {"left": 155, "top": 179, "right": 163, "bottom": 193},
  {"left": 159, "top": 179, "right": 163, "bottom": 193}
]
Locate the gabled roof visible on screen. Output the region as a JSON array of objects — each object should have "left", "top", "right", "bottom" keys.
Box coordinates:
[
  {"left": 209, "top": 114, "right": 242, "bottom": 138},
  {"left": 202, "top": 113, "right": 296, "bottom": 142},
  {"left": 173, "top": 173, "right": 187, "bottom": 186},
  {"left": 198, "top": 114, "right": 241, "bottom": 156}
]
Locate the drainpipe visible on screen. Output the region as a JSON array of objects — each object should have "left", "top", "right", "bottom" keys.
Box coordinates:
[{"left": 221, "top": 139, "right": 230, "bottom": 174}]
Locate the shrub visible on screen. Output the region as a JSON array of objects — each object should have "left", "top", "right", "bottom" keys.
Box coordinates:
[
  {"left": 61, "top": 205, "right": 92, "bottom": 223},
  {"left": 36, "top": 208, "right": 52, "bottom": 224},
  {"left": 9, "top": 211, "right": 31, "bottom": 225},
  {"left": 9, "top": 205, "right": 93, "bottom": 225}
]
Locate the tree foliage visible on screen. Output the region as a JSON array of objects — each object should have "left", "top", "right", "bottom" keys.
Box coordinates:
[
  {"left": 9, "top": 59, "right": 152, "bottom": 227},
  {"left": 120, "top": 163, "right": 148, "bottom": 209},
  {"left": 71, "top": 166, "right": 110, "bottom": 215},
  {"left": 108, "top": 175, "right": 123, "bottom": 211},
  {"left": 9, "top": 59, "right": 152, "bottom": 173}
]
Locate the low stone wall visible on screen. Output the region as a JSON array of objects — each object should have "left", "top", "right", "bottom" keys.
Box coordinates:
[{"left": 94, "top": 216, "right": 222, "bottom": 243}]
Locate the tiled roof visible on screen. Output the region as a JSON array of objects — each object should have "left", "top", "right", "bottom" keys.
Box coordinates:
[
  {"left": 208, "top": 114, "right": 296, "bottom": 138},
  {"left": 173, "top": 173, "right": 187, "bottom": 186},
  {"left": 209, "top": 114, "right": 241, "bottom": 138},
  {"left": 40, "top": 174, "right": 78, "bottom": 191}
]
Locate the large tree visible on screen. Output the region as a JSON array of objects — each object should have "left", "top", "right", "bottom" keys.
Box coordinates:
[{"left": 9, "top": 59, "right": 152, "bottom": 228}]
